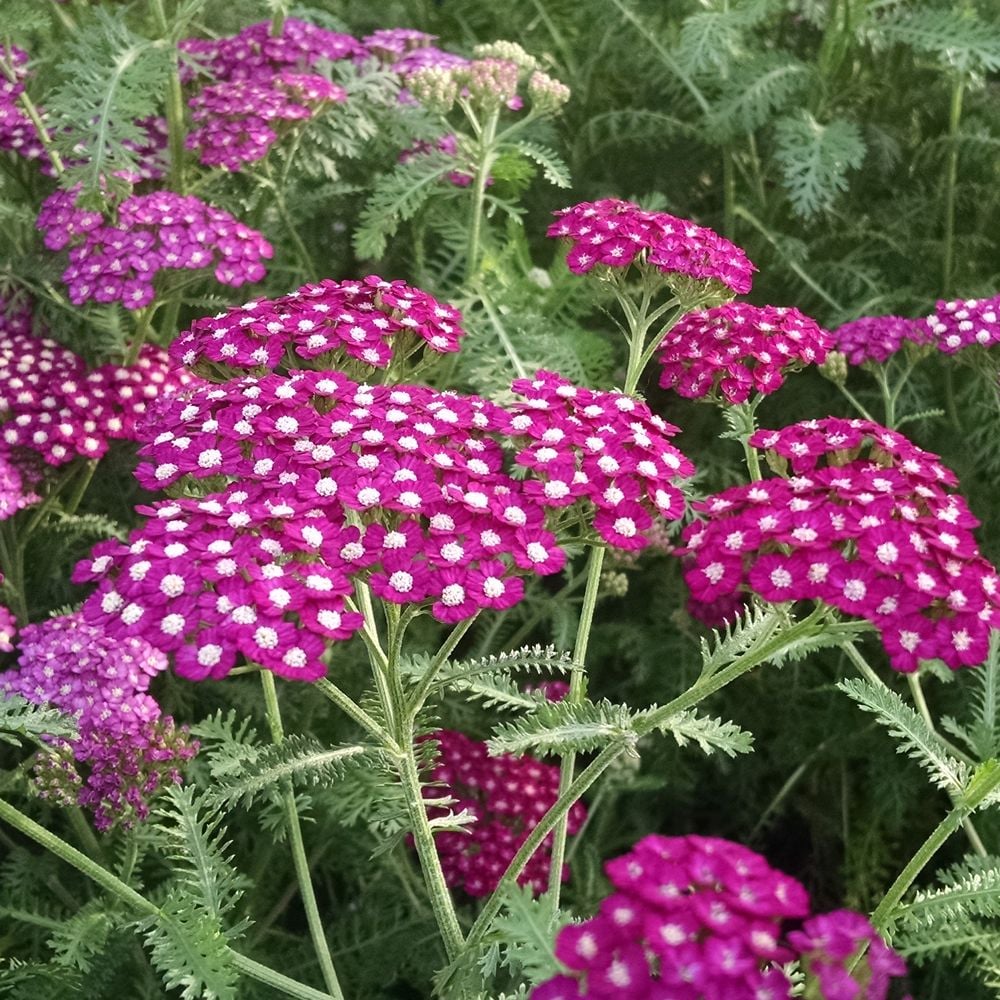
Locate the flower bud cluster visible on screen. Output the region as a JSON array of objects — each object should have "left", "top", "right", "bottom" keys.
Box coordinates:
[
  {"left": 831, "top": 315, "right": 931, "bottom": 366},
  {"left": 921, "top": 294, "right": 1000, "bottom": 354},
  {"left": 548, "top": 199, "right": 756, "bottom": 295},
  {"left": 658, "top": 303, "right": 832, "bottom": 404},
  {"left": 0, "top": 614, "right": 197, "bottom": 830},
  {"left": 684, "top": 417, "right": 1000, "bottom": 671},
  {"left": 171, "top": 274, "right": 465, "bottom": 377},
  {"left": 528, "top": 70, "right": 571, "bottom": 113},
  {"left": 504, "top": 370, "right": 695, "bottom": 550},
  {"left": 0, "top": 326, "right": 193, "bottom": 466},
  {"left": 37, "top": 189, "right": 273, "bottom": 309},
  {"left": 532, "top": 834, "right": 908, "bottom": 999},
  {"left": 422, "top": 729, "right": 586, "bottom": 897},
  {"left": 187, "top": 72, "right": 347, "bottom": 171}
]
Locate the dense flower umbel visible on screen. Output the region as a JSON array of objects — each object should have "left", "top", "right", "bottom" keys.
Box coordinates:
[
  {"left": 921, "top": 294, "right": 1000, "bottom": 354},
  {"left": 532, "top": 835, "right": 908, "bottom": 1000},
  {"left": 0, "top": 46, "right": 48, "bottom": 164},
  {"left": 187, "top": 71, "right": 347, "bottom": 172},
  {"left": 547, "top": 199, "right": 756, "bottom": 295},
  {"left": 78, "top": 372, "right": 569, "bottom": 680},
  {"left": 422, "top": 730, "right": 586, "bottom": 897},
  {"left": 0, "top": 329, "right": 193, "bottom": 466},
  {"left": 37, "top": 189, "right": 273, "bottom": 309},
  {"left": 171, "top": 275, "right": 465, "bottom": 378},
  {"left": 831, "top": 315, "right": 931, "bottom": 367},
  {"left": 504, "top": 371, "right": 695, "bottom": 550},
  {"left": 0, "top": 614, "right": 197, "bottom": 830},
  {"left": 683, "top": 417, "right": 1000, "bottom": 671},
  {"left": 789, "top": 911, "right": 908, "bottom": 1000},
  {"left": 657, "top": 303, "right": 832, "bottom": 404}
]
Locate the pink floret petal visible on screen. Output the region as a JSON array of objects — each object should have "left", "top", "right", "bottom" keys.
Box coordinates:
[
  {"left": 658, "top": 303, "right": 833, "bottom": 404},
  {"left": 683, "top": 416, "right": 1000, "bottom": 671},
  {"left": 547, "top": 198, "right": 756, "bottom": 295}
]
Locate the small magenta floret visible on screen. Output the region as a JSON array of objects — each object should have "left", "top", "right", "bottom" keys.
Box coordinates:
[
  {"left": 547, "top": 198, "right": 756, "bottom": 295},
  {"left": 921, "top": 294, "right": 1000, "bottom": 354},
  {"left": 658, "top": 303, "right": 832, "bottom": 403}
]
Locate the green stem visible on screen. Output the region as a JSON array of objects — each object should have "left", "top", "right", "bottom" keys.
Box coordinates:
[
  {"left": 230, "top": 953, "right": 335, "bottom": 1000},
  {"left": 405, "top": 614, "right": 479, "bottom": 723},
  {"left": 125, "top": 305, "right": 158, "bottom": 365},
  {"left": 63, "top": 460, "right": 98, "bottom": 516},
  {"left": 941, "top": 74, "right": 965, "bottom": 298},
  {"left": 0, "top": 46, "right": 65, "bottom": 176},
  {"left": 731, "top": 399, "right": 763, "bottom": 480},
  {"left": 150, "top": 0, "right": 187, "bottom": 194},
  {"left": 314, "top": 677, "right": 394, "bottom": 747},
  {"left": 68, "top": 805, "right": 106, "bottom": 865},
  {"left": 464, "top": 110, "right": 499, "bottom": 282},
  {"left": 546, "top": 545, "right": 606, "bottom": 904},
  {"left": 260, "top": 672, "right": 345, "bottom": 1000},
  {"left": 836, "top": 381, "right": 878, "bottom": 423},
  {"left": 722, "top": 145, "right": 736, "bottom": 240}
]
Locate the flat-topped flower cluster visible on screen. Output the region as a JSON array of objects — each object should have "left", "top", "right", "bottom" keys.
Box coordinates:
[
  {"left": 533, "top": 834, "right": 908, "bottom": 999},
  {"left": 422, "top": 729, "right": 586, "bottom": 897},
  {"left": 0, "top": 614, "right": 196, "bottom": 830},
  {"left": 76, "top": 355, "right": 694, "bottom": 680},
  {"left": 684, "top": 417, "right": 1000, "bottom": 671}
]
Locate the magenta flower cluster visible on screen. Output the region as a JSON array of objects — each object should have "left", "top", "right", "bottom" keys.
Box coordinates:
[
  {"left": 362, "top": 27, "right": 468, "bottom": 77},
  {"left": 37, "top": 189, "right": 273, "bottom": 309},
  {"left": 684, "top": 417, "right": 1000, "bottom": 671},
  {"left": 187, "top": 71, "right": 346, "bottom": 171},
  {"left": 0, "top": 614, "right": 197, "bottom": 830},
  {"left": 0, "top": 46, "right": 48, "bottom": 165},
  {"left": 922, "top": 294, "right": 1000, "bottom": 354},
  {"left": 422, "top": 729, "right": 586, "bottom": 897},
  {"left": 504, "top": 371, "right": 695, "bottom": 550},
  {"left": 790, "top": 910, "right": 908, "bottom": 1000},
  {"left": 0, "top": 325, "right": 192, "bottom": 467},
  {"left": 533, "top": 834, "right": 908, "bottom": 1000},
  {"left": 831, "top": 315, "right": 931, "bottom": 367},
  {"left": 658, "top": 303, "right": 832, "bottom": 404},
  {"left": 76, "top": 370, "right": 576, "bottom": 681},
  {"left": 547, "top": 199, "right": 756, "bottom": 295},
  {"left": 171, "top": 275, "right": 464, "bottom": 377}
]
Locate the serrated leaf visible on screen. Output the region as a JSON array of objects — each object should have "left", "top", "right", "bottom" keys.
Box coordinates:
[
  {"left": 492, "top": 887, "right": 569, "bottom": 984},
  {"left": 488, "top": 698, "right": 636, "bottom": 757},
  {"left": 774, "top": 112, "right": 866, "bottom": 218},
  {"left": 0, "top": 693, "right": 77, "bottom": 747},
  {"left": 511, "top": 141, "right": 571, "bottom": 188},
  {"left": 642, "top": 708, "right": 754, "bottom": 757},
  {"left": 882, "top": 8, "right": 1000, "bottom": 74},
  {"left": 709, "top": 54, "right": 810, "bottom": 137}
]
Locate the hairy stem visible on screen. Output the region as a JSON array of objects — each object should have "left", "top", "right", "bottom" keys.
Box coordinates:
[
  {"left": 464, "top": 110, "right": 499, "bottom": 282},
  {"left": 260, "top": 672, "right": 345, "bottom": 1000},
  {"left": 150, "top": 0, "right": 187, "bottom": 193},
  {"left": 314, "top": 677, "right": 394, "bottom": 747}
]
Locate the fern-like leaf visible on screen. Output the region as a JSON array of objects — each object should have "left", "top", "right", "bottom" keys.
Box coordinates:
[
  {"left": 837, "top": 678, "right": 969, "bottom": 795},
  {"left": 47, "top": 901, "right": 114, "bottom": 973},
  {"left": 881, "top": 8, "right": 1000, "bottom": 74},
  {"left": 203, "top": 736, "right": 371, "bottom": 810},
  {"left": 0, "top": 693, "right": 77, "bottom": 747},
  {"left": 774, "top": 112, "right": 866, "bottom": 218},
  {"left": 511, "top": 141, "right": 571, "bottom": 188},
  {"left": 698, "top": 602, "right": 787, "bottom": 678},
  {"left": 492, "top": 886, "right": 569, "bottom": 984},
  {"left": 488, "top": 698, "right": 636, "bottom": 757},
  {"left": 709, "top": 54, "right": 810, "bottom": 137},
  {"left": 46, "top": 8, "right": 174, "bottom": 197},
  {"left": 641, "top": 708, "right": 754, "bottom": 758}
]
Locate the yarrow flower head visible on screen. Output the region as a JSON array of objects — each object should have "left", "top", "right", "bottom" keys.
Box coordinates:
[
  {"left": 532, "top": 834, "right": 908, "bottom": 1000},
  {"left": 831, "top": 314, "right": 931, "bottom": 367},
  {"left": 0, "top": 322, "right": 193, "bottom": 466},
  {"left": 37, "top": 189, "right": 273, "bottom": 309},
  {"left": 186, "top": 71, "right": 347, "bottom": 171},
  {"left": 78, "top": 370, "right": 571, "bottom": 681},
  {"left": 658, "top": 303, "right": 832, "bottom": 404},
  {"left": 171, "top": 275, "right": 465, "bottom": 379},
  {"left": 504, "top": 370, "right": 695, "bottom": 550},
  {"left": 420, "top": 729, "right": 586, "bottom": 897},
  {"left": 0, "top": 46, "right": 49, "bottom": 165},
  {"left": 683, "top": 417, "right": 1000, "bottom": 671},
  {"left": 547, "top": 199, "right": 756, "bottom": 296},
  {"left": 920, "top": 294, "right": 1000, "bottom": 354},
  {"left": 0, "top": 614, "right": 197, "bottom": 830}
]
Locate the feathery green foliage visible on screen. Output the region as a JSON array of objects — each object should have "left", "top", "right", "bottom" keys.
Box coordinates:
[{"left": 0, "top": 694, "right": 77, "bottom": 747}]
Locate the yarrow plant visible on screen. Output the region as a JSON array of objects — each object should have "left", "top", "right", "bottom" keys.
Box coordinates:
[{"left": 532, "top": 834, "right": 909, "bottom": 999}]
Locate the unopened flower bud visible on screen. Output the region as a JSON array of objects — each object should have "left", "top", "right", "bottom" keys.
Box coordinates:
[
  {"left": 473, "top": 40, "right": 537, "bottom": 71},
  {"left": 600, "top": 569, "right": 629, "bottom": 597},
  {"left": 819, "top": 349, "right": 848, "bottom": 385},
  {"left": 527, "top": 70, "right": 570, "bottom": 112},
  {"left": 459, "top": 58, "right": 520, "bottom": 112},
  {"left": 407, "top": 67, "right": 459, "bottom": 114}
]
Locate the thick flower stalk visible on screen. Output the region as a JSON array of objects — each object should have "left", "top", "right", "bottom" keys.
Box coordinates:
[
  {"left": 420, "top": 729, "right": 587, "bottom": 897},
  {"left": 172, "top": 274, "right": 464, "bottom": 379},
  {"left": 532, "top": 834, "right": 909, "bottom": 999},
  {"left": 0, "top": 614, "right": 197, "bottom": 831},
  {"left": 547, "top": 198, "right": 756, "bottom": 297},
  {"left": 683, "top": 417, "right": 1000, "bottom": 671},
  {"left": 657, "top": 302, "right": 832, "bottom": 404},
  {"left": 37, "top": 189, "right": 273, "bottom": 309}
]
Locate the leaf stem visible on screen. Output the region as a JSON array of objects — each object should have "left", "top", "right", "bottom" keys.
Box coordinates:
[
  {"left": 259, "top": 671, "right": 345, "bottom": 1000},
  {"left": 314, "top": 677, "right": 394, "bottom": 747},
  {"left": 464, "top": 109, "right": 499, "bottom": 281}
]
